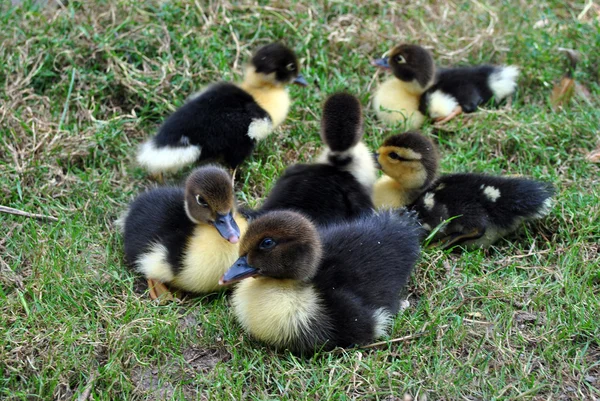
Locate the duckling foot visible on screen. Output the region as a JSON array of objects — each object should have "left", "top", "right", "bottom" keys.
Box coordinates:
[
  {"left": 433, "top": 106, "right": 463, "bottom": 124},
  {"left": 151, "top": 172, "right": 165, "bottom": 184},
  {"left": 147, "top": 279, "right": 174, "bottom": 301},
  {"left": 428, "top": 227, "right": 484, "bottom": 249}
]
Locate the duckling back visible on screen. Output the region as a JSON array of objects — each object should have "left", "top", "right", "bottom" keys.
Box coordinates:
[
  {"left": 420, "top": 65, "right": 519, "bottom": 119},
  {"left": 137, "top": 83, "right": 270, "bottom": 174},
  {"left": 412, "top": 174, "right": 554, "bottom": 247},
  {"left": 314, "top": 210, "right": 421, "bottom": 349}
]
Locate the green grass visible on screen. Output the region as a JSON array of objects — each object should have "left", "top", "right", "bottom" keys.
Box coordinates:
[{"left": 1, "top": 0, "right": 599, "bottom": 400}]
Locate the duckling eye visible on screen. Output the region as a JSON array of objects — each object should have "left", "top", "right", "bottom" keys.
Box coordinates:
[
  {"left": 388, "top": 152, "right": 410, "bottom": 162},
  {"left": 395, "top": 55, "right": 406, "bottom": 64},
  {"left": 259, "top": 238, "right": 277, "bottom": 250},
  {"left": 286, "top": 63, "right": 296, "bottom": 71},
  {"left": 195, "top": 195, "right": 208, "bottom": 207}
]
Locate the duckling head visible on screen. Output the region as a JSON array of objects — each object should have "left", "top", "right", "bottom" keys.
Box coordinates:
[
  {"left": 219, "top": 211, "right": 322, "bottom": 285},
  {"left": 320, "top": 92, "right": 363, "bottom": 152},
  {"left": 184, "top": 165, "right": 241, "bottom": 243},
  {"left": 245, "top": 43, "right": 307, "bottom": 87},
  {"left": 372, "top": 44, "right": 435, "bottom": 94},
  {"left": 376, "top": 132, "right": 439, "bottom": 190}
]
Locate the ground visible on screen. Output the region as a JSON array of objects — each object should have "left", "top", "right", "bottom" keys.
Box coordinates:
[{"left": 0, "top": 1, "right": 599, "bottom": 400}]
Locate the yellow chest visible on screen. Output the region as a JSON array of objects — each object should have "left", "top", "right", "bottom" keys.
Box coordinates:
[
  {"left": 171, "top": 214, "right": 248, "bottom": 293},
  {"left": 373, "top": 175, "right": 411, "bottom": 209},
  {"left": 231, "top": 278, "right": 325, "bottom": 347},
  {"left": 240, "top": 84, "right": 291, "bottom": 128},
  {"left": 373, "top": 78, "right": 425, "bottom": 129}
]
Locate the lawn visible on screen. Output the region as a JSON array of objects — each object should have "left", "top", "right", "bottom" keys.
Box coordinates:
[{"left": 1, "top": 0, "right": 599, "bottom": 400}]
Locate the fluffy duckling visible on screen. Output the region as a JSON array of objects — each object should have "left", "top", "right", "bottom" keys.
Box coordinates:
[
  {"left": 219, "top": 209, "right": 421, "bottom": 353},
  {"left": 256, "top": 92, "right": 377, "bottom": 224},
  {"left": 375, "top": 132, "right": 554, "bottom": 248},
  {"left": 136, "top": 43, "right": 307, "bottom": 178},
  {"left": 373, "top": 131, "right": 439, "bottom": 209},
  {"left": 373, "top": 44, "right": 519, "bottom": 126},
  {"left": 119, "top": 165, "right": 248, "bottom": 298},
  {"left": 372, "top": 44, "right": 435, "bottom": 129}
]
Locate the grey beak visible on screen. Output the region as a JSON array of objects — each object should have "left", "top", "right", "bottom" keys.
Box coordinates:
[{"left": 293, "top": 74, "right": 309, "bottom": 86}]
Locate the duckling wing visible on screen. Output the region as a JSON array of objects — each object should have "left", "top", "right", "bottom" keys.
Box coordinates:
[
  {"left": 412, "top": 174, "right": 554, "bottom": 246},
  {"left": 313, "top": 211, "right": 421, "bottom": 344},
  {"left": 153, "top": 83, "right": 271, "bottom": 168},
  {"left": 123, "top": 187, "right": 195, "bottom": 273},
  {"left": 424, "top": 66, "right": 497, "bottom": 114}
]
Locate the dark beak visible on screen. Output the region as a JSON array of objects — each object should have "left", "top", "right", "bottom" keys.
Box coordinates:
[
  {"left": 219, "top": 256, "right": 259, "bottom": 285},
  {"left": 293, "top": 74, "right": 308, "bottom": 86},
  {"left": 213, "top": 212, "right": 241, "bottom": 244},
  {"left": 373, "top": 152, "right": 382, "bottom": 169},
  {"left": 371, "top": 57, "right": 390, "bottom": 69}
]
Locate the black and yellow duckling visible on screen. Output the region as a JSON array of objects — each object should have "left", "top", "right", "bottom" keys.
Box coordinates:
[
  {"left": 255, "top": 92, "right": 377, "bottom": 224},
  {"left": 219, "top": 209, "right": 421, "bottom": 353},
  {"left": 374, "top": 132, "right": 555, "bottom": 248},
  {"left": 372, "top": 44, "right": 435, "bottom": 129},
  {"left": 136, "top": 43, "right": 307, "bottom": 179},
  {"left": 118, "top": 165, "right": 248, "bottom": 299},
  {"left": 372, "top": 44, "right": 519, "bottom": 126}
]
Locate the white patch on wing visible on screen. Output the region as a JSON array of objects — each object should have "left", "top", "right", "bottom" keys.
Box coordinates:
[
  {"left": 483, "top": 186, "right": 501, "bottom": 202},
  {"left": 435, "top": 183, "right": 445, "bottom": 191},
  {"left": 136, "top": 140, "right": 201, "bottom": 175},
  {"left": 488, "top": 66, "right": 519, "bottom": 100},
  {"left": 247, "top": 117, "right": 273, "bottom": 141},
  {"left": 372, "top": 307, "right": 393, "bottom": 338},
  {"left": 427, "top": 90, "right": 459, "bottom": 119},
  {"left": 317, "top": 142, "right": 378, "bottom": 191},
  {"left": 135, "top": 243, "right": 174, "bottom": 283},
  {"left": 533, "top": 197, "right": 553, "bottom": 218},
  {"left": 423, "top": 192, "right": 435, "bottom": 210},
  {"left": 421, "top": 223, "right": 432, "bottom": 231}
]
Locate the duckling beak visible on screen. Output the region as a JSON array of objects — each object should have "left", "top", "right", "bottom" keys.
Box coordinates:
[
  {"left": 213, "top": 212, "right": 241, "bottom": 244},
  {"left": 219, "top": 256, "right": 259, "bottom": 285},
  {"left": 371, "top": 58, "right": 390, "bottom": 70},
  {"left": 373, "top": 152, "right": 382, "bottom": 169},
  {"left": 293, "top": 74, "right": 308, "bottom": 86}
]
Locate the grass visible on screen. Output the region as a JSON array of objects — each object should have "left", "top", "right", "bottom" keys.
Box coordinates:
[{"left": 1, "top": 0, "right": 599, "bottom": 399}]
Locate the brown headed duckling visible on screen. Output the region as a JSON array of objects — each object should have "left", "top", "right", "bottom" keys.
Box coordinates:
[
  {"left": 373, "top": 44, "right": 519, "bottom": 126},
  {"left": 118, "top": 165, "right": 248, "bottom": 298},
  {"left": 136, "top": 43, "right": 307, "bottom": 180},
  {"left": 219, "top": 209, "right": 421, "bottom": 354},
  {"left": 374, "top": 132, "right": 554, "bottom": 249},
  {"left": 372, "top": 44, "right": 435, "bottom": 129}
]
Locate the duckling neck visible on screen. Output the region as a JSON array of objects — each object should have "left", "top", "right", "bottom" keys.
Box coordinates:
[
  {"left": 239, "top": 67, "right": 291, "bottom": 128},
  {"left": 373, "top": 175, "right": 424, "bottom": 208},
  {"left": 232, "top": 277, "right": 330, "bottom": 349}
]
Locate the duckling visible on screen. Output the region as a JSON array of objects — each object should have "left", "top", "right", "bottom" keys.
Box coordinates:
[
  {"left": 219, "top": 209, "right": 421, "bottom": 353},
  {"left": 373, "top": 131, "right": 439, "bottom": 209},
  {"left": 372, "top": 44, "right": 435, "bottom": 129},
  {"left": 375, "top": 132, "right": 555, "bottom": 248},
  {"left": 136, "top": 43, "right": 307, "bottom": 179},
  {"left": 119, "top": 165, "right": 248, "bottom": 298},
  {"left": 255, "top": 92, "right": 377, "bottom": 224},
  {"left": 373, "top": 44, "right": 519, "bottom": 126}
]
